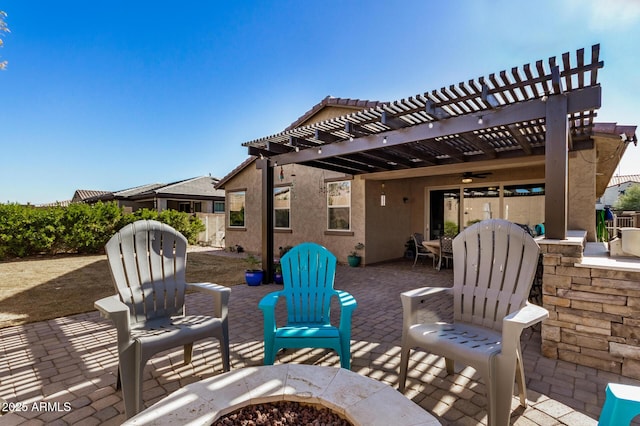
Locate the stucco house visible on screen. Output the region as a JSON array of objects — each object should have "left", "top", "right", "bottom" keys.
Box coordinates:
[
  {"left": 597, "top": 174, "right": 640, "bottom": 209},
  {"left": 82, "top": 176, "right": 225, "bottom": 214},
  {"left": 216, "top": 45, "right": 638, "bottom": 276}
]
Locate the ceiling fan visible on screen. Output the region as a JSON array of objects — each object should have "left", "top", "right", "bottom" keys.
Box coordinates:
[{"left": 461, "top": 172, "right": 492, "bottom": 183}]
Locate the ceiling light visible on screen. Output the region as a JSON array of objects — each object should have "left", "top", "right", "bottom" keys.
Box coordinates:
[{"left": 462, "top": 177, "right": 473, "bottom": 184}]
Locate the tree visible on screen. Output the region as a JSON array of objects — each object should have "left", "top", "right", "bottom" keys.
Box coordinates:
[
  {"left": 614, "top": 184, "right": 640, "bottom": 211},
  {"left": 0, "top": 10, "right": 8, "bottom": 70}
]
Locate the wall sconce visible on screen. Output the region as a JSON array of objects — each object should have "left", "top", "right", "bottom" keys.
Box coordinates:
[{"left": 380, "top": 182, "right": 386, "bottom": 207}]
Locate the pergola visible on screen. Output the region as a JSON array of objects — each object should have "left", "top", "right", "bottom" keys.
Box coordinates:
[{"left": 243, "top": 45, "right": 603, "bottom": 279}]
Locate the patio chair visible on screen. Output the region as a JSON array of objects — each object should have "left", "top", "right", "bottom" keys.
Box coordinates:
[
  {"left": 438, "top": 235, "right": 454, "bottom": 270},
  {"left": 258, "top": 242, "right": 357, "bottom": 369},
  {"left": 412, "top": 233, "right": 436, "bottom": 267},
  {"left": 94, "top": 220, "right": 230, "bottom": 418},
  {"left": 399, "top": 219, "right": 548, "bottom": 426},
  {"left": 598, "top": 383, "right": 640, "bottom": 426}
]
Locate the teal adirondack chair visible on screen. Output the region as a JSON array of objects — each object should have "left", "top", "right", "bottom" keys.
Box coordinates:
[{"left": 258, "top": 242, "right": 357, "bottom": 369}]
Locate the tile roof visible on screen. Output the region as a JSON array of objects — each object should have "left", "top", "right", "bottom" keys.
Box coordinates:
[
  {"left": 72, "top": 189, "right": 112, "bottom": 202},
  {"left": 609, "top": 175, "right": 640, "bottom": 186},
  {"left": 285, "top": 96, "right": 386, "bottom": 131}
]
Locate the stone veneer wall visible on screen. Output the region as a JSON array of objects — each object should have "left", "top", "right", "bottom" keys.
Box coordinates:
[{"left": 540, "top": 237, "right": 640, "bottom": 380}]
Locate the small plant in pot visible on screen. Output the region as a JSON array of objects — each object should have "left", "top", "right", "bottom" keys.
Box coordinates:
[
  {"left": 273, "top": 261, "right": 283, "bottom": 284},
  {"left": 244, "top": 254, "right": 263, "bottom": 286},
  {"left": 347, "top": 242, "right": 365, "bottom": 267}
]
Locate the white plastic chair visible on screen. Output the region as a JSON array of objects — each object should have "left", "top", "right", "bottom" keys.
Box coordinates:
[
  {"left": 94, "top": 220, "right": 230, "bottom": 418},
  {"left": 399, "top": 219, "right": 548, "bottom": 426}
]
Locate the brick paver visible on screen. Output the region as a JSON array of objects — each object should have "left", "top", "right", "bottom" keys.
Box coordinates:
[{"left": 2, "top": 253, "right": 640, "bottom": 425}]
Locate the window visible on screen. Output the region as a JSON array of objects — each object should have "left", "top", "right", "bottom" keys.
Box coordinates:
[
  {"left": 194, "top": 202, "right": 202, "bottom": 213},
  {"left": 428, "top": 182, "right": 545, "bottom": 239},
  {"left": 327, "top": 180, "right": 351, "bottom": 231},
  {"left": 274, "top": 186, "right": 291, "bottom": 229},
  {"left": 214, "top": 201, "right": 225, "bottom": 213},
  {"left": 228, "top": 191, "right": 245, "bottom": 227},
  {"left": 178, "top": 202, "right": 191, "bottom": 213}
]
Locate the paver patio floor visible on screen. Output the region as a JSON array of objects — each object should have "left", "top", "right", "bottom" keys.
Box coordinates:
[{"left": 2, "top": 252, "right": 639, "bottom": 425}]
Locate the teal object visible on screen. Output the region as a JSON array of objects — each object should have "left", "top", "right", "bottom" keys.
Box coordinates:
[
  {"left": 258, "top": 242, "right": 358, "bottom": 369},
  {"left": 599, "top": 383, "right": 640, "bottom": 425}
]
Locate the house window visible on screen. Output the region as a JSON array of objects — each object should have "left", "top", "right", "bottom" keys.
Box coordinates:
[
  {"left": 214, "top": 201, "right": 225, "bottom": 213},
  {"left": 274, "top": 186, "right": 291, "bottom": 229},
  {"left": 194, "top": 202, "right": 202, "bottom": 213},
  {"left": 228, "top": 191, "right": 245, "bottom": 227},
  {"left": 327, "top": 180, "right": 351, "bottom": 231},
  {"left": 178, "top": 202, "right": 191, "bottom": 213}
]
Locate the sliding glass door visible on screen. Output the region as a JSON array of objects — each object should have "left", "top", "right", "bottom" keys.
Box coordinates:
[{"left": 428, "top": 182, "right": 545, "bottom": 239}]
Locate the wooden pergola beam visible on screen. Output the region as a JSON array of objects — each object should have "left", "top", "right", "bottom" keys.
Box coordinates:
[
  {"left": 381, "top": 111, "right": 409, "bottom": 130},
  {"left": 270, "top": 85, "right": 601, "bottom": 166}
]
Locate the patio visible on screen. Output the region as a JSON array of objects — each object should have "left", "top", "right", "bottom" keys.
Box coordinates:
[{"left": 1, "top": 251, "right": 639, "bottom": 425}]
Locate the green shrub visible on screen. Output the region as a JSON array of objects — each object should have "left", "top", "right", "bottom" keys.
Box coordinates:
[
  {"left": 61, "top": 202, "right": 125, "bottom": 253},
  {"left": 444, "top": 221, "right": 459, "bottom": 237},
  {"left": 0, "top": 202, "right": 206, "bottom": 259}
]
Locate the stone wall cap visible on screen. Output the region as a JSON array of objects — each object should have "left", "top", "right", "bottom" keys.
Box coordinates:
[{"left": 538, "top": 230, "right": 587, "bottom": 246}]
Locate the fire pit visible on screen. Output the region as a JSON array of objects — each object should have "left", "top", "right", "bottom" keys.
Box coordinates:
[{"left": 123, "top": 364, "right": 440, "bottom": 425}]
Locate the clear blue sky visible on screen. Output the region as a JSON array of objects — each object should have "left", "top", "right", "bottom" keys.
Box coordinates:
[{"left": 1, "top": 0, "right": 639, "bottom": 204}]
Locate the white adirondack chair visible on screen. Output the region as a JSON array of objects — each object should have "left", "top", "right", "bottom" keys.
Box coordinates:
[
  {"left": 399, "top": 219, "right": 548, "bottom": 426},
  {"left": 94, "top": 220, "right": 231, "bottom": 418}
]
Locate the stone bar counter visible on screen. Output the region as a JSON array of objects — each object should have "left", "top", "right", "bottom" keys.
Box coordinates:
[{"left": 540, "top": 231, "right": 640, "bottom": 380}]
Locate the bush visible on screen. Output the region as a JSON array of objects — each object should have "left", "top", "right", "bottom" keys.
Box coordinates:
[
  {"left": 0, "top": 202, "right": 206, "bottom": 259},
  {"left": 444, "top": 221, "right": 459, "bottom": 236},
  {"left": 60, "top": 202, "right": 125, "bottom": 254}
]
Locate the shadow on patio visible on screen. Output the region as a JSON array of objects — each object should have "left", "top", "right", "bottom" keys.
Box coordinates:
[{"left": 1, "top": 255, "right": 639, "bottom": 425}]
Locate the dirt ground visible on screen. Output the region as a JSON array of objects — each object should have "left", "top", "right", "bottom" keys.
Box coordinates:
[{"left": 0, "top": 249, "right": 248, "bottom": 329}]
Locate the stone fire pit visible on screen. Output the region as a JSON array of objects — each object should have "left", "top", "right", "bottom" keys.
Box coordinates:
[{"left": 123, "top": 364, "right": 440, "bottom": 425}]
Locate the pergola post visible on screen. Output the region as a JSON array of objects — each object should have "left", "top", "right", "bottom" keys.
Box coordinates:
[
  {"left": 259, "top": 158, "right": 274, "bottom": 283},
  {"left": 544, "top": 94, "right": 569, "bottom": 239}
]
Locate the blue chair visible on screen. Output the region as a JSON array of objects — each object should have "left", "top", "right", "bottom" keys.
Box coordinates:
[
  {"left": 599, "top": 383, "right": 640, "bottom": 425},
  {"left": 258, "top": 242, "right": 357, "bottom": 369}
]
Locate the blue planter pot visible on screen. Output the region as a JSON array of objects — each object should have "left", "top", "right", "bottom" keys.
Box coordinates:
[
  {"left": 245, "top": 270, "right": 263, "bottom": 286},
  {"left": 274, "top": 272, "right": 284, "bottom": 284}
]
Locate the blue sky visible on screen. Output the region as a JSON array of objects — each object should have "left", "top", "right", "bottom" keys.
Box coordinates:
[{"left": 1, "top": 0, "right": 639, "bottom": 204}]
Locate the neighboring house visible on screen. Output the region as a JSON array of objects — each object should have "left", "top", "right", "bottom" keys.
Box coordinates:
[
  {"left": 72, "top": 189, "right": 112, "bottom": 204},
  {"left": 597, "top": 175, "right": 640, "bottom": 209},
  {"left": 217, "top": 45, "right": 638, "bottom": 271},
  {"left": 81, "top": 176, "right": 226, "bottom": 246},
  {"left": 83, "top": 176, "right": 225, "bottom": 214}
]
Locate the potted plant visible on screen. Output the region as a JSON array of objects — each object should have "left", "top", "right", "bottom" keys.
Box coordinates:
[
  {"left": 347, "top": 242, "right": 365, "bottom": 267},
  {"left": 244, "top": 254, "right": 263, "bottom": 286},
  {"left": 273, "top": 261, "right": 283, "bottom": 284}
]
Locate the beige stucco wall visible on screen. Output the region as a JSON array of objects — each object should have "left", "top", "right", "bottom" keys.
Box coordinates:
[
  {"left": 568, "top": 148, "right": 597, "bottom": 241},
  {"left": 364, "top": 180, "right": 414, "bottom": 264},
  {"left": 223, "top": 162, "right": 366, "bottom": 263},
  {"left": 223, "top": 144, "right": 599, "bottom": 266}
]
